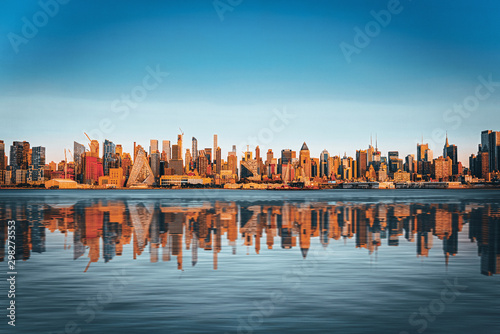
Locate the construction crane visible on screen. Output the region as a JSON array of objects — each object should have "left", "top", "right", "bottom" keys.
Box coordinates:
[
  {"left": 84, "top": 132, "right": 92, "bottom": 149},
  {"left": 64, "top": 149, "right": 68, "bottom": 179},
  {"left": 67, "top": 149, "right": 74, "bottom": 162},
  {"left": 179, "top": 128, "right": 184, "bottom": 136}
]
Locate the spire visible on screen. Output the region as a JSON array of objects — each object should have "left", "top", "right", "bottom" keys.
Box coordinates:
[
  {"left": 370, "top": 134, "right": 372, "bottom": 147},
  {"left": 375, "top": 134, "right": 378, "bottom": 151},
  {"left": 300, "top": 142, "right": 309, "bottom": 151},
  {"left": 445, "top": 132, "right": 449, "bottom": 147}
]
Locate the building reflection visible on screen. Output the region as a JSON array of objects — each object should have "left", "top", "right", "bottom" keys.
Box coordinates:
[{"left": 0, "top": 199, "right": 499, "bottom": 276}]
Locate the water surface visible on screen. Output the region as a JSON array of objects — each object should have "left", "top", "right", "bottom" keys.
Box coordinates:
[{"left": 0, "top": 189, "right": 499, "bottom": 334}]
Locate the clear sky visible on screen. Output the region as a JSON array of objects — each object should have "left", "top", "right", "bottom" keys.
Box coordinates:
[{"left": 1, "top": 0, "right": 500, "bottom": 165}]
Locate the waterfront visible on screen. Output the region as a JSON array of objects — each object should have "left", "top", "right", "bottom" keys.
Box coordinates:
[{"left": 0, "top": 189, "right": 499, "bottom": 333}]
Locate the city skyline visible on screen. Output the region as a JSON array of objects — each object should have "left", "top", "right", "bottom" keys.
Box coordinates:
[
  {"left": 2, "top": 1, "right": 500, "bottom": 164},
  {"left": 0, "top": 129, "right": 491, "bottom": 169},
  {"left": 2, "top": 128, "right": 499, "bottom": 188}
]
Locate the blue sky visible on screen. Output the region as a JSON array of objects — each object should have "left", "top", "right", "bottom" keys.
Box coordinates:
[{"left": 1, "top": 0, "right": 500, "bottom": 164}]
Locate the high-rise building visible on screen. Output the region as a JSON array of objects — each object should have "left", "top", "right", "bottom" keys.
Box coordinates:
[
  {"left": 482, "top": 130, "right": 500, "bottom": 172},
  {"left": 150, "top": 152, "right": 160, "bottom": 184},
  {"left": 281, "top": 149, "right": 293, "bottom": 165},
  {"left": 424, "top": 149, "right": 433, "bottom": 162},
  {"left": 388, "top": 151, "right": 401, "bottom": 174},
  {"left": 162, "top": 140, "right": 171, "bottom": 162},
  {"left": 417, "top": 142, "right": 429, "bottom": 162},
  {"left": 443, "top": 134, "right": 458, "bottom": 165},
  {"left": 149, "top": 140, "right": 159, "bottom": 155},
  {"left": 185, "top": 149, "right": 192, "bottom": 173},
  {"left": 10, "top": 141, "right": 28, "bottom": 169},
  {"left": 299, "top": 142, "right": 311, "bottom": 179},
  {"left": 103, "top": 139, "right": 116, "bottom": 176},
  {"left": 320, "top": 149, "right": 330, "bottom": 178},
  {"left": 9, "top": 141, "right": 29, "bottom": 183},
  {"left": 197, "top": 149, "right": 208, "bottom": 176},
  {"left": 215, "top": 147, "right": 222, "bottom": 175},
  {"left": 74, "top": 141, "right": 86, "bottom": 184},
  {"left": 31, "top": 146, "right": 46, "bottom": 168},
  {"left": 433, "top": 156, "right": 452, "bottom": 181},
  {"left": 356, "top": 150, "right": 367, "bottom": 179},
  {"left": 481, "top": 130, "right": 491, "bottom": 152},
  {"left": 115, "top": 145, "right": 123, "bottom": 157},
  {"left": 89, "top": 140, "right": 99, "bottom": 158},
  {"left": 405, "top": 154, "right": 415, "bottom": 174},
  {"left": 205, "top": 148, "right": 212, "bottom": 163},
  {"left": 213, "top": 135, "right": 218, "bottom": 162},
  {"left": 0, "top": 140, "right": 5, "bottom": 172},
  {"left": 0, "top": 140, "right": 5, "bottom": 184},
  {"left": 480, "top": 151, "right": 490, "bottom": 179},
  {"left": 177, "top": 134, "right": 183, "bottom": 159},
  {"left": 227, "top": 151, "right": 237, "bottom": 176},
  {"left": 191, "top": 137, "right": 198, "bottom": 163},
  {"left": 172, "top": 145, "right": 180, "bottom": 160}
]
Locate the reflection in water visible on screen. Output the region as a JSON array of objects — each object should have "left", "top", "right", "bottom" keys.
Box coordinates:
[{"left": 1, "top": 199, "right": 499, "bottom": 276}]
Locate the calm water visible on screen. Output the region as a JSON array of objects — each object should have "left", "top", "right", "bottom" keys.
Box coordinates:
[{"left": 0, "top": 189, "right": 499, "bottom": 334}]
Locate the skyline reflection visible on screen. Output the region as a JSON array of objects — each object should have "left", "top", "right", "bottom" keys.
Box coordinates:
[{"left": 1, "top": 199, "right": 499, "bottom": 276}]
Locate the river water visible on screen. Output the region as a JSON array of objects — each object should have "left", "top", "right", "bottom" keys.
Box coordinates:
[{"left": 0, "top": 189, "right": 499, "bottom": 333}]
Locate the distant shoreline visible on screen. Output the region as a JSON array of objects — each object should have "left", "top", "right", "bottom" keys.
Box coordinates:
[{"left": 1, "top": 186, "right": 500, "bottom": 190}]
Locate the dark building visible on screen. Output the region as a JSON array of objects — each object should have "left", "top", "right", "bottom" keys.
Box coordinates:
[
  {"left": 74, "top": 141, "right": 86, "bottom": 184},
  {"left": 103, "top": 139, "right": 116, "bottom": 176},
  {"left": 443, "top": 135, "right": 458, "bottom": 165},
  {"left": 356, "top": 150, "right": 367, "bottom": 179}
]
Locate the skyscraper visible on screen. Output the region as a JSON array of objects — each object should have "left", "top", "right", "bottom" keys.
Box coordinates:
[
  {"left": 485, "top": 131, "right": 500, "bottom": 172},
  {"left": 177, "top": 134, "right": 183, "bottom": 160},
  {"left": 481, "top": 130, "right": 491, "bottom": 153},
  {"left": 299, "top": 142, "right": 311, "bottom": 179},
  {"left": 150, "top": 152, "right": 160, "bottom": 184},
  {"left": 0, "top": 140, "right": 5, "bottom": 184},
  {"left": 320, "top": 150, "right": 330, "bottom": 178},
  {"left": 417, "top": 142, "right": 429, "bottom": 162},
  {"left": 31, "top": 146, "right": 46, "bottom": 168},
  {"left": 172, "top": 145, "right": 180, "bottom": 160},
  {"left": 356, "top": 150, "right": 367, "bottom": 179},
  {"left": 405, "top": 154, "right": 415, "bottom": 174},
  {"left": 74, "top": 141, "right": 86, "bottom": 184},
  {"left": 215, "top": 147, "right": 222, "bottom": 175},
  {"left": 103, "top": 139, "right": 116, "bottom": 176},
  {"left": 213, "top": 134, "right": 218, "bottom": 163},
  {"left": 388, "top": 151, "right": 399, "bottom": 174},
  {"left": 443, "top": 134, "right": 458, "bottom": 165},
  {"left": 149, "top": 139, "right": 159, "bottom": 155},
  {"left": 162, "top": 140, "right": 171, "bottom": 162},
  {"left": 192, "top": 137, "right": 198, "bottom": 162},
  {"left": 0, "top": 140, "right": 5, "bottom": 171}
]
